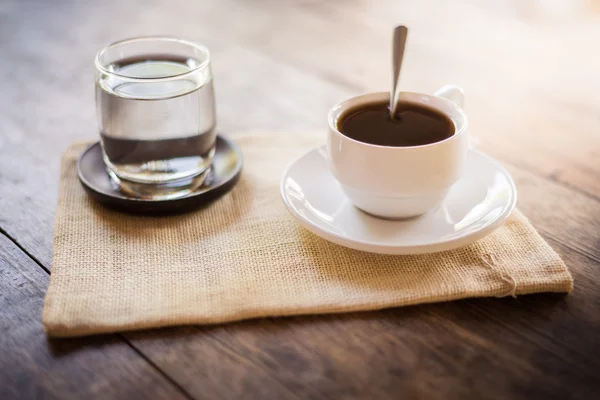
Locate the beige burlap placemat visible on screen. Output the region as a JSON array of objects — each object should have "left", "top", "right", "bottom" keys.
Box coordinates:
[{"left": 43, "top": 132, "right": 573, "bottom": 337}]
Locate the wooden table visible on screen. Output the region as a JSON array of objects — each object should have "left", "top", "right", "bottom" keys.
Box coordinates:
[{"left": 1, "top": 0, "right": 599, "bottom": 398}]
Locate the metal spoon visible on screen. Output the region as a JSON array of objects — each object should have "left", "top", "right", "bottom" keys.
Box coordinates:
[{"left": 390, "top": 25, "right": 408, "bottom": 119}]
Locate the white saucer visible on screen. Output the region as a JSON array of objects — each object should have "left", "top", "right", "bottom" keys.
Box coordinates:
[{"left": 280, "top": 147, "right": 517, "bottom": 255}]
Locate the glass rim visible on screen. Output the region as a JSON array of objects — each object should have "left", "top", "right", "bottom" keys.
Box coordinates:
[{"left": 94, "top": 36, "right": 211, "bottom": 83}]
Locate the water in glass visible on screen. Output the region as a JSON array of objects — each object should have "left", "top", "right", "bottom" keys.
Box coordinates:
[{"left": 96, "top": 56, "right": 216, "bottom": 186}]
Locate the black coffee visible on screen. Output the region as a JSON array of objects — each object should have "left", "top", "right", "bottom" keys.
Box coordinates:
[{"left": 338, "top": 101, "right": 454, "bottom": 147}]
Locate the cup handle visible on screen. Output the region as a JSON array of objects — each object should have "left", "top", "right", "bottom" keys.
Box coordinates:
[{"left": 434, "top": 84, "right": 464, "bottom": 108}]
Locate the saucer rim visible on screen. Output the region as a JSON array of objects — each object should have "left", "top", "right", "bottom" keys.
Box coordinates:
[{"left": 280, "top": 146, "right": 517, "bottom": 255}]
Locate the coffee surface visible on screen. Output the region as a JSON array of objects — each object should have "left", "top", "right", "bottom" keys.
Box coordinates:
[{"left": 338, "top": 101, "right": 454, "bottom": 147}]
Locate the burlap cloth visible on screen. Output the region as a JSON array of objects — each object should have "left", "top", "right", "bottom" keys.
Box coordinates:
[{"left": 43, "top": 132, "right": 573, "bottom": 337}]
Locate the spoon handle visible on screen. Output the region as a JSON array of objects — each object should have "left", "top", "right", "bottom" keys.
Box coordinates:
[{"left": 390, "top": 25, "right": 408, "bottom": 118}]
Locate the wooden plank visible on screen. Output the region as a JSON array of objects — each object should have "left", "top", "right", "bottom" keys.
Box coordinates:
[
  {"left": 507, "top": 166, "right": 600, "bottom": 261},
  {"left": 121, "top": 237, "right": 599, "bottom": 400},
  {"left": 0, "top": 234, "right": 188, "bottom": 400}
]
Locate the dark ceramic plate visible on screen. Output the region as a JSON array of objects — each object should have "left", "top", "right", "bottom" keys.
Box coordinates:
[{"left": 78, "top": 135, "right": 243, "bottom": 214}]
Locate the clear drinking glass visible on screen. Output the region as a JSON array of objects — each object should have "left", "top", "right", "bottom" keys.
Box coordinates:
[{"left": 95, "top": 37, "right": 216, "bottom": 199}]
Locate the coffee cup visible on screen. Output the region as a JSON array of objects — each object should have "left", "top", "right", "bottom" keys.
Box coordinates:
[{"left": 326, "top": 85, "right": 468, "bottom": 219}]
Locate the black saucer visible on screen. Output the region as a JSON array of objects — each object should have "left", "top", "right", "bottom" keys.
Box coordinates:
[{"left": 78, "top": 135, "right": 243, "bottom": 214}]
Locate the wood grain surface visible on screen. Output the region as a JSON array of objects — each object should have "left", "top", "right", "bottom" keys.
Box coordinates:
[
  {"left": 0, "top": 0, "right": 599, "bottom": 398},
  {"left": 0, "top": 235, "right": 188, "bottom": 400}
]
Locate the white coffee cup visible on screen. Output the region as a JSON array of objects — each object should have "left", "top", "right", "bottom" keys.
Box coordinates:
[{"left": 326, "top": 85, "right": 468, "bottom": 219}]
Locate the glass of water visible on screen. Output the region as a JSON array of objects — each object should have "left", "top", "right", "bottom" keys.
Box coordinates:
[{"left": 95, "top": 37, "right": 216, "bottom": 199}]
